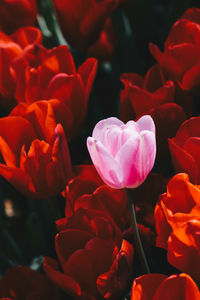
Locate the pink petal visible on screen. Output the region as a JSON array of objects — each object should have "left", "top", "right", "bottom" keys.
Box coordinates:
[
  {"left": 136, "top": 115, "right": 156, "bottom": 134},
  {"left": 87, "top": 137, "right": 123, "bottom": 188},
  {"left": 100, "top": 126, "right": 123, "bottom": 157},
  {"left": 139, "top": 130, "right": 156, "bottom": 176},
  {"left": 92, "top": 117, "right": 124, "bottom": 143},
  {"left": 115, "top": 132, "right": 141, "bottom": 188},
  {"left": 116, "top": 130, "right": 156, "bottom": 188},
  {"left": 123, "top": 121, "right": 140, "bottom": 134}
]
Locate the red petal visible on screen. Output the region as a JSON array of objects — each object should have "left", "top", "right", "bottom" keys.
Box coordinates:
[
  {"left": 131, "top": 274, "right": 167, "bottom": 300},
  {"left": 181, "top": 7, "right": 200, "bottom": 25},
  {"left": 153, "top": 273, "right": 200, "bottom": 300},
  {"left": 78, "top": 57, "right": 98, "bottom": 101},
  {"left": 182, "top": 64, "right": 200, "bottom": 93},
  {"left": 0, "top": 116, "right": 36, "bottom": 162},
  {"left": 43, "top": 256, "right": 82, "bottom": 297},
  {"left": 11, "top": 27, "right": 42, "bottom": 48},
  {"left": 55, "top": 229, "right": 93, "bottom": 268},
  {"left": 0, "top": 164, "right": 35, "bottom": 198},
  {"left": 169, "top": 138, "right": 198, "bottom": 183},
  {"left": 42, "top": 45, "right": 76, "bottom": 75}
]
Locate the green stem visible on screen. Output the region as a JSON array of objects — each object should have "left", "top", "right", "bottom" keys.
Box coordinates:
[
  {"left": 37, "top": 0, "right": 69, "bottom": 47},
  {"left": 126, "top": 188, "right": 150, "bottom": 274}
]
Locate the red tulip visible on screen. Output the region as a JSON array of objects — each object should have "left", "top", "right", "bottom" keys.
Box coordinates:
[
  {"left": 52, "top": 0, "right": 126, "bottom": 59},
  {"left": 120, "top": 64, "right": 175, "bottom": 121},
  {"left": 169, "top": 116, "right": 200, "bottom": 184},
  {"left": 0, "top": 0, "right": 37, "bottom": 34},
  {"left": 11, "top": 43, "right": 97, "bottom": 139},
  {"left": 0, "top": 27, "right": 42, "bottom": 111},
  {"left": 167, "top": 217, "right": 200, "bottom": 281},
  {"left": 119, "top": 65, "right": 187, "bottom": 172},
  {"left": 87, "top": 18, "right": 117, "bottom": 61},
  {"left": 63, "top": 164, "right": 130, "bottom": 232},
  {"left": 0, "top": 112, "right": 71, "bottom": 199},
  {"left": 131, "top": 273, "right": 200, "bottom": 300},
  {"left": 56, "top": 208, "right": 122, "bottom": 242},
  {"left": 154, "top": 173, "right": 200, "bottom": 249},
  {"left": 44, "top": 215, "right": 133, "bottom": 299},
  {"left": 10, "top": 100, "right": 74, "bottom": 141},
  {"left": 154, "top": 172, "right": 200, "bottom": 280},
  {"left": 0, "top": 266, "right": 60, "bottom": 300},
  {"left": 149, "top": 7, "right": 200, "bottom": 95}
]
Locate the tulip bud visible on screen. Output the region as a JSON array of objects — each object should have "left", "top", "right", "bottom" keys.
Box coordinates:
[{"left": 87, "top": 115, "right": 156, "bottom": 189}]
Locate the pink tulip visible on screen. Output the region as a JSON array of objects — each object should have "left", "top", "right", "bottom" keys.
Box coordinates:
[{"left": 87, "top": 115, "right": 156, "bottom": 189}]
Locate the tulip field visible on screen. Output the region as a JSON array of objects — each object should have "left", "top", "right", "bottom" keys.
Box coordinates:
[{"left": 0, "top": 0, "right": 199, "bottom": 299}]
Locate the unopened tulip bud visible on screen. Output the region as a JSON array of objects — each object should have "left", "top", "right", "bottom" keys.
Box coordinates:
[{"left": 87, "top": 115, "right": 156, "bottom": 189}]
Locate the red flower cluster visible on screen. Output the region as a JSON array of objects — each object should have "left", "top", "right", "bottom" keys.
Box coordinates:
[
  {"left": 120, "top": 62, "right": 189, "bottom": 173},
  {"left": 0, "top": 26, "right": 97, "bottom": 139},
  {"left": 150, "top": 8, "right": 200, "bottom": 95},
  {"left": 44, "top": 165, "right": 134, "bottom": 299},
  {"left": 0, "top": 2, "right": 200, "bottom": 300},
  {"left": 0, "top": 104, "right": 72, "bottom": 199},
  {"left": 119, "top": 6, "right": 200, "bottom": 299},
  {"left": 120, "top": 8, "right": 200, "bottom": 172},
  {"left": 0, "top": 4, "right": 99, "bottom": 199},
  {"left": 63, "top": 165, "right": 130, "bottom": 231}
]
